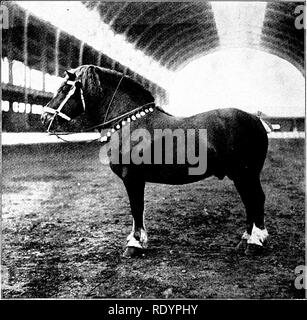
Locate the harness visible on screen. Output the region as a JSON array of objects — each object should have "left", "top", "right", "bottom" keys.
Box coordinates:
[{"left": 43, "top": 77, "right": 155, "bottom": 143}]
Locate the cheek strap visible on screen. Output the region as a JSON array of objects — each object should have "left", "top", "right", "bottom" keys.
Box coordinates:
[
  {"left": 43, "top": 86, "right": 76, "bottom": 122},
  {"left": 43, "top": 80, "right": 86, "bottom": 133}
]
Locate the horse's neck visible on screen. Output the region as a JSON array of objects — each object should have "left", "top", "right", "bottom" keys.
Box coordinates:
[{"left": 104, "top": 90, "right": 153, "bottom": 121}]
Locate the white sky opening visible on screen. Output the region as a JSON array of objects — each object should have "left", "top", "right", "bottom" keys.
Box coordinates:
[
  {"left": 210, "top": 1, "right": 267, "bottom": 48},
  {"left": 167, "top": 48, "right": 305, "bottom": 117}
]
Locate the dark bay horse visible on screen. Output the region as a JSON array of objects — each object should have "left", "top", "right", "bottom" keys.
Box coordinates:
[{"left": 41, "top": 65, "right": 269, "bottom": 257}]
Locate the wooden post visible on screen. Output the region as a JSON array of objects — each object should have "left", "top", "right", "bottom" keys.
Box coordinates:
[
  {"left": 24, "top": 11, "right": 29, "bottom": 105},
  {"left": 55, "top": 28, "right": 60, "bottom": 76},
  {"left": 79, "top": 41, "right": 84, "bottom": 66},
  {"left": 41, "top": 28, "right": 47, "bottom": 91},
  {"left": 7, "top": 5, "right": 14, "bottom": 84},
  {"left": 97, "top": 51, "right": 102, "bottom": 67}
]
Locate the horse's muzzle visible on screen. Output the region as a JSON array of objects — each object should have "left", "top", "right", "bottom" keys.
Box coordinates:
[
  {"left": 41, "top": 112, "right": 49, "bottom": 125},
  {"left": 41, "top": 112, "right": 52, "bottom": 127}
]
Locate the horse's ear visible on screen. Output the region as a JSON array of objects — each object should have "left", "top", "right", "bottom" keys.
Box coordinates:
[{"left": 65, "top": 70, "right": 76, "bottom": 81}]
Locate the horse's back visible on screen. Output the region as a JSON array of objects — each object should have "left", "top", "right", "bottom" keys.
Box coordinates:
[{"left": 195, "top": 108, "right": 268, "bottom": 179}]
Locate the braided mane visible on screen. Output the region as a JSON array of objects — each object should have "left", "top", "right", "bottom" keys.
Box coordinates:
[{"left": 76, "top": 65, "right": 155, "bottom": 105}]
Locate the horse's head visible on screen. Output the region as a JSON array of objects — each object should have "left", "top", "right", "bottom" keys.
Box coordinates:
[
  {"left": 41, "top": 65, "right": 118, "bottom": 132},
  {"left": 41, "top": 68, "right": 88, "bottom": 132},
  {"left": 41, "top": 64, "right": 155, "bottom": 132}
]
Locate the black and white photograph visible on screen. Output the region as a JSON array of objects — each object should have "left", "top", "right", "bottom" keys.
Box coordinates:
[{"left": 1, "top": 0, "right": 306, "bottom": 303}]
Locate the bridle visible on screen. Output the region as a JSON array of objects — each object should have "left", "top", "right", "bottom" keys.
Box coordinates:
[
  {"left": 43, "top": 75, "right": 156, "bottom": 142},
  {"left": 44, "top": 80, "right": 86, "bottom": 133}
]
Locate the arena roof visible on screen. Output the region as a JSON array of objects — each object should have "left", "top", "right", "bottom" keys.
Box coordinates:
[
  {"left": 85, "top": 1, "right": 304, "bottom": 76},
  {"left": 3, "top": 1, "right": 305, "bottom": 119}
]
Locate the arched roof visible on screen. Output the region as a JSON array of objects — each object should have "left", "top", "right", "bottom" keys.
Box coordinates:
[{"left": 85, "top": 1, "right": 304, "bottom": 76}]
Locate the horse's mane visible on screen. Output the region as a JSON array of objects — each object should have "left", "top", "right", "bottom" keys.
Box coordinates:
[
  {"left": 73, "top": 65, "right": 172, "bottom": 115},
  {"left": 111, "top": 69, "right": 156, "bottom": 104},
  {"left": 76, "top": 65, "right": 153, "bottom": 103}
]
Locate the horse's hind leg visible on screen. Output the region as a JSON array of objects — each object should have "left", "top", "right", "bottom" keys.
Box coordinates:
[
  {"left": 122, "top": 176, "right": 148, "bottom": 258},
  {"left": 233, "top": 172, "right": 268, "bottom": 254}
]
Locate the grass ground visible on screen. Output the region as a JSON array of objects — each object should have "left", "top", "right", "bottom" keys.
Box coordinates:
[{"left": 1, "top": 139, "right": 305, "bottom": 298}]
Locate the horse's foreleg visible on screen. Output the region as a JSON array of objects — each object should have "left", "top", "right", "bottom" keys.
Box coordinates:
[
  {"left": 233, "top": 173, "right": 268, "bottom": 254},
  {"left": 122, "top": 177, "right": 147, "bottom": 258}
]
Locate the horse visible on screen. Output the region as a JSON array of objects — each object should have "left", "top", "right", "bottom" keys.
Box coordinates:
[{"left": 41, "top": 64, "right": 269, "bottom": 258}]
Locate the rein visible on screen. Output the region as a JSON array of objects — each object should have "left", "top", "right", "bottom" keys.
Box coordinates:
[{"left": 103, "top": 75, "right": 124, "bottom": 124}]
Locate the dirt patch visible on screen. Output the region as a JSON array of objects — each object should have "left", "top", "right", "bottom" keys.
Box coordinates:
[{"left": 1, "top": 140, "right": 305, "bottom": 298}]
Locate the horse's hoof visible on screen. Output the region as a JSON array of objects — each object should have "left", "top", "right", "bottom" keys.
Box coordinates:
[
  {"left": 123, "top": 246, "right": 144, "bottom": 258},
  {"left": 244, "top": 243, "right": 264, "bottom": 256},
  {"left": 235, "top": 239, "right": 248, "bottom": 252}
]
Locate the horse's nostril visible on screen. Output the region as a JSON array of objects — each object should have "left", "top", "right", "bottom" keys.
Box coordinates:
[
  {"left": 41, "top": 113, "right": 51, "bottom": 126},
  {"left": 41, "top": 113, "right": 47, "bottom": 125}
]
